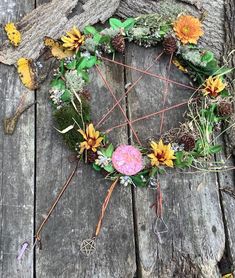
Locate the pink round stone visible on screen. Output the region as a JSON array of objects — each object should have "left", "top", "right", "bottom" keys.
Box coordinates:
[{"left": 112, "top": 145, "right": 143, "bottom": 176}]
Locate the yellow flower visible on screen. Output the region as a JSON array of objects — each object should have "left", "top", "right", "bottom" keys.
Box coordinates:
[
  {"left": 4, "top": 22, "right": 21, "bottom": 47},
  {"left": 173, "top": 15, "right": 203, "bottom": 44},
  {"left": 202, "top": 76, "right": 226, "bottom": 97},
  {"left": 61, "top": 26, "right": 85, "bottom": 50},
  {"left": 78, "top": 123, "right": 103, "bottom": 153},
  {"left": 148, "top": 140, "right": 176, "bottom": 167}
]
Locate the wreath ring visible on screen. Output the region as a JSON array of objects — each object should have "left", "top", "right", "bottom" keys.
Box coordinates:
[{"left": 40, "top": 13, "right": 233, "bottom": 255}]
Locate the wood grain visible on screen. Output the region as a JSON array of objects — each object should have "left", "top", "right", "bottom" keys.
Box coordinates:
[
  {"left": 35, "top": 44, "right": 136, "bottom": 276},
  {"left": 125, "top": 44, "right": 226, "bottom": 277},
  {"left": 0, "top": 0, "right": 120, "bottom": 65},
  {"left": 0, "top": 1, "right": 35, "bottom": 277}
]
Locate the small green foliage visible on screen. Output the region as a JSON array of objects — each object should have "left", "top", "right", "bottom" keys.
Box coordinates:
[
  {"left": 84, "top": 25, "right": 98, "bottom": 35},
  {"left": 109, "top": 18, "right": 135, "bottom": 31},
  {"left": 77, "top": 55, "right": 97, "bottom": 70},
  {"left": 100, "top": 144, "right": 114, "bottom": 158},
  {"left": 174, "top": 151, "right": 193, "bottom": 169},
  {"left": 201, "top": 51, "right": 214, "bottom": 63},
  {"left": 132, "top": 170, "right": 149, "bottom": 187},
  {"left": 53, "top": 98, "right": 90, "bottom": 150},
  {"left": 93, "top": 163, "right": 101, "bottom": 171},
  {"left": 51, "top": 78, "right": 65, "bottom": 90}
]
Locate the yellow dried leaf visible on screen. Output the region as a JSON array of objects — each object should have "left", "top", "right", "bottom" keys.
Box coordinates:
[
  {"left": 17, "top": 58, "right": 38, "bottom": 90},
  {"left": 172, "top": 58, "right": 188, "bottom": 73},
  {"left": 222, "top": 274, "right": 234, "bottom": 278},
  {"left": 4, "top": 22, "right": 21, "bottom": 47},
  {"left": 44, "top": 36, "right": 74, "bottom": 59}
]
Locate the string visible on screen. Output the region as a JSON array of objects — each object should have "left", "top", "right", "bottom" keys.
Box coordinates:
[
  {"left": 159, "top": 53, "right": 173, "bottom": 135},
  {"left": 96, "top": 51, "right": 164, "bottom": 128},
  {"left": 105, "top": 98, "right": 199, "bottom": 133},
  {"left": 95, "top": 64, "right": 142, "bottom": 146},
  {"left": 94, "top": 178, "right": 119, "bottom": 237},
  {"left": 34, "top": 160, "right": 79, "bottom": 246},
  {"left": 101, "top": 56, "right": 197, "bottom": 91}
]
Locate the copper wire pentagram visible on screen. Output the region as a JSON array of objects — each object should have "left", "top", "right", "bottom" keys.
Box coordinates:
[{"left": 93, "top": 50, "right": 199, "bottom": 143}]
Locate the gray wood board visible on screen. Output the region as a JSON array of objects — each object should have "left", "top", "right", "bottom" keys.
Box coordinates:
[
  {"left": 0, "top": 0, "right": 35, "bottom": 277},
  {"left": 125, "top": 44, "right": 226, "bottom": 277},
  {"left": 35, "top": 54, "right": 136, "bottom": 277}
]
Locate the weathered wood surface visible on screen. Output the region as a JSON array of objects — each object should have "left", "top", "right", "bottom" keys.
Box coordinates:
[
  {"left": 0, "top": 0, "right": 234, "bottom": 277},
  {"left": 126, "top": 45, "right": 225, "bottom": 277},
  {"left": 0, "top": 1, "right": 35, "bottom": 277}
]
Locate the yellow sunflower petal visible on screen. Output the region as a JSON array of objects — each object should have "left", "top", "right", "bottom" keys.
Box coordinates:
[
  {"left": 88, "top": 124, "right": 96, "bottom": 138},
  {"left": 72, "top": 26, "right": 81, "bottom": 38},
  {"left": 164, "top": 160, "right": 174, "bottom": 167},
  {"left": 78, "top": 129, "right": 87, "bottom": 140}
]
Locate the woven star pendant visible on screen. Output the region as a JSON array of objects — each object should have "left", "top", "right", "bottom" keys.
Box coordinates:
[{"left": 80, "top": 238, "right": 96, "bottom": 256}]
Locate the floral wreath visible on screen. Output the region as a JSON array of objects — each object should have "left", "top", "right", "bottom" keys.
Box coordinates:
[{"left": 9, "top": 13, "right": 234, "bottom": 257}]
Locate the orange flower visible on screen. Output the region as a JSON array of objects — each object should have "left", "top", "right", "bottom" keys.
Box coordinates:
[
  {"left": 173, "top": 15, "right": 203, "bottom": 44},
  {"left": 78, "top": 123, "right": 103, "bottom": 153},
  {"left": 202, "top": 76, "right": 226, "bottom": 97}
]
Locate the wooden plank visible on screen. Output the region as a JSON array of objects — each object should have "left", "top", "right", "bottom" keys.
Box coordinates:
[
  {"left": 0, "top": 1, "right": 35, "bottom": 277},
  {"left": 0, "top": 0, "right": 121, "bottom": 65},
  {"left": 35, "top": 45, "right": 136, "bottom": 277},
  {"left": 125, "top": 44, "right": 225, "bottom": 276},
  {"left": 216, "top": 0, "right": 235, "bottom": 274}
]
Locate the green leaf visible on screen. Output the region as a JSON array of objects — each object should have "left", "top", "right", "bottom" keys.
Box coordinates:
[
  {"left": 103, "top": 164, "right": 115, "bottom": 173},
  {"left": 77, "top": 56, "right": 97, "bottom": 70},
  {"left": 61, "top": 89, "right": 71, "bottom": 102},
  {"left": 209, "top": 144, "right": 222, "bottom": 154},
  {"left": 77, "top": 57, "right": 87, "bottom": 70},
  {"left": 85, "top": 56, "right": 97, "bottom": 68},
  {"left": 93, "top": 33, "right": 102, "bottom": 43},
  {"left": 201, "top": 51, "right": 214, "bottom": 63},
  {"left": 66, "top": 59, "right": 77, "bottom": 70},
  {"left": 220, "top": 89, "right": 230, "bottom": 98},
  {"left": 84, "top": 25, "right": 98, "bottom": 35},
  {"left": 122, "top": 18, "right": 135, "bottom": 31},
  {"left": 51, "top": 78, "right": 65, "bottom": 90},
  {"left": 77, "top": 69, "right": 89, "bottom": 82},
  {"left": 99, "top": 35, "right": 111, "bottom": 44},
  {"left": 109, "top": 18, "right": 123, "bottom": 29},
  {"left": 174, "top": 151, "right": 193, "bottom": 169},
  {"left": 93, "top": 163, "right": 101, "bottom": 171},
  {"left": 103, "top": 144, "right": 114, "bottom": 157}
]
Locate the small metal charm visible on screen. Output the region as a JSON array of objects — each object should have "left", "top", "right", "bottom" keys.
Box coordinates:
[
  {"left": 80, "top": 237, "right": 96, "bottom": 257},
  {"left": 153, "top": 218, "right": 168, "bottom": 244},
  {"left": 148, "top": 177, "right": 159, "bottom": 189}
]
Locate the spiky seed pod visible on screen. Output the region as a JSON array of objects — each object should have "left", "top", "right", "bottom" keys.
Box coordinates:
[
  {"left": 86, "top": 149, "right": 98, "bottom": 163},
  {"left": 163, "top": 36, "right": 177, "bottom": 54},
  {"left": 179, "top": 133, "right": 195, "bottom": 151},
  {"left": 111, "top": 34, "right": 125, "bottom": 53},
  {"left": 218, "top": 102, "right": 234, "bottom": 117}
]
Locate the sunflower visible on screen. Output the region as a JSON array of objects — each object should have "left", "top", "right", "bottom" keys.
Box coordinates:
[
  {"left": 78, "top": 123, "right": 103, "bottom": 154},
  {"left": 61, "top": 26, "right": 85, "bottom": 51},
  {"left": 148, "top": 140, "right": 176, "bottom": 167},
  {"left": 173, "top": 15, "right": 203, "bottom": 44},
  {"left": 202, "top": 76, "right": 226, "bottom": 98}
]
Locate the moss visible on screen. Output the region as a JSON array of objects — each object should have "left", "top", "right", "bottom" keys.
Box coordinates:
[{"left": 53, "top": 97, "right": 90, "bottom": 151}]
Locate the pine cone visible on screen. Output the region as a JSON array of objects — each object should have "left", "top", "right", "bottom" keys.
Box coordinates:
[
  {"left": 179, "top": 134, "right": 195, "bottom": 151},
  {"left": 86, "top": 149, "right": 98, "bottom": 163},
  {"left": 111, "top": 34, "right": 125, "bottom": 53},
  {"left": 163, "top": 36, "right": 177, "bottom": 54},
  {"left": 81, "top": 89, "right": 91, "bottom": 101},
  {"left": 218, "top": 102, "right": 234, "bottom": 117}
]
